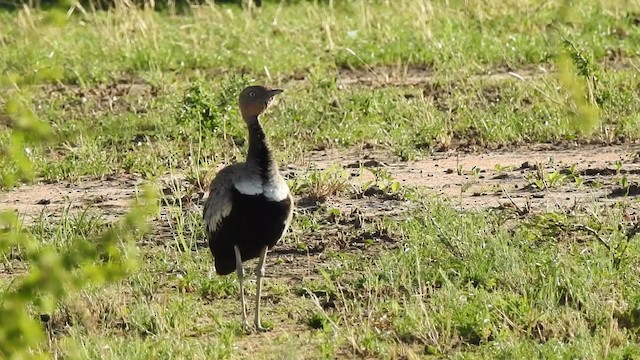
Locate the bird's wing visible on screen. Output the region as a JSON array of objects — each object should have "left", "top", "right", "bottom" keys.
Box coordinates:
[
  {"left": 282, "top": 192, "right": 294, "bottom": 236},
  {"left": 203, "top": 166, "right": 237, "bottom": 234}
]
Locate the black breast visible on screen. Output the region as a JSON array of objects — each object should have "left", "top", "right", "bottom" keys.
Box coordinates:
[{"left": 208, "top": 188, "right": 292, "bottom": 275}]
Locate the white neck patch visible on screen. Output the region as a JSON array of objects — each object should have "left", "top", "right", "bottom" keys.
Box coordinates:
[
  {"left": 263, "top": 179, "right": 290, "bottom": 202},
  {"left": 234, "top": 176, "right": 263, "bottom": 196},
  {"left": 234, "top": 176, "right": 289, "bottom": 202}
]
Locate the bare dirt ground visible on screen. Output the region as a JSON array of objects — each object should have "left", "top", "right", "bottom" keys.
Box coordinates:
[
  {"left": 0, "top": 174, "right": 145, "bottom": 224},
  {"left": 305, "top": 143, "right": 640, "bottom": 212},
  {"left": 2, "top": 143, "right": 639, "bottom": 224}
]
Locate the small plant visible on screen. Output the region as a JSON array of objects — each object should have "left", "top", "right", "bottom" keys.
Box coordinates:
[
  {"left": 524, "top": 163, "right": 546, "bottom": 190},
  {"left": 359, "top": 167, "right": 402, "bottom": 197},
  {"left": 1, "top": 98, "right": 52, "bottom": 188},
  {"left": 289, "top": 165, "right": 350, "bottom": 202},
  {"left": 617, "top": 174, "right": 631, "bottom": 196},
  {"left": 175, "top": 76, "right": 251, "bottom": 140},
  {"left": 546, "top": 170, "right": 567, "bottom": 188},
  {"left": 494, "top": 164, "right": 515, "bottom": 174},
  {"left": 563, "top": 38, "right": 599, "bottom": 99},
  {"left": 526, "top": 176, "right": 545, "bottom": 190},
  {"left": 525, "top": 163, "right": 567, "bottom": 190},
  {"left": 589, "top": 180, "right": 604, "bottom": 189},
  {"left": 176, "top": 82, "right": 217, "bottom": 130},
  {"left": 613, "top": 160, "right": 623, "bottom": 175},
  {"left": 573, "top": 175, "right": 584, "bottom": 187},
  {"left": 307, "top": 312, "right": 330, "bottom": 330},
  {"left": 574, "top": 215, "right": 640, "bottom": 269},
  {"left": 564, "top": 164, "right": 584, "bottom": 187},
  {"left": 198, "top": 276, "right": 236, "bottom": 301}
]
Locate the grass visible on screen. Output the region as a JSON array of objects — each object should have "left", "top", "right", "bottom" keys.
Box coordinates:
[
  {"left": 2, "top": 0, "right": 640, "bottom": 358},
  {"left": 2, "top": 0, "right": 639, "bottom": 180},
  {"left": 13, "top": 68, "right": 640, "bottom": 183},
  {"left": 11, "top": 190, "right": 640, "bottom": 358},
  {"left": 2, "top": 1, "right": 639, "bottom": 83}
]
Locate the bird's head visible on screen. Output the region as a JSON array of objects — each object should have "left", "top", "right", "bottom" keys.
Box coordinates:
[{"left": 238, "top": 85, "right": 283, "bottom": 120}]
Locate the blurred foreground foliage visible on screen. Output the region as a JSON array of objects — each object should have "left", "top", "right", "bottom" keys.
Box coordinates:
[
  {"left": 558, "top": 41, "right": 601, "bottom": 135},
  {"left": 0, "top": 88, "right": 158, "bottom": 358},
  {"left": 0, "top": 190, "right": 157, "bottom": 358},
  {"left": 556, "top": 0, "right": 601, "bottom": 135}
]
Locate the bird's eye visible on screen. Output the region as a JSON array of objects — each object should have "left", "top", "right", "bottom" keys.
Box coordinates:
[{"left": 249, "top": 92, "right": 256, "bottom": 97}]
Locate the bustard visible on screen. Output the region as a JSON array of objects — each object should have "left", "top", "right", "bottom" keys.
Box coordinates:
[{"left": 203, "top": 85, "right": 293, "bottom": 332}]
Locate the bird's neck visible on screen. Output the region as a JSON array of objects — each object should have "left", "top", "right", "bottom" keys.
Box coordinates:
[{"left": 246, "top": 115, "right": 278, "bottom": 177}]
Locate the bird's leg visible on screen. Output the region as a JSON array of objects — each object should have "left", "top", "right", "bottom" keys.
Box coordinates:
[
  {"left": 254, "top": 246, "right": 269, "bottom": 331},
  {"left": 233, "top": 245, "right": 249, "bottom": 332}
]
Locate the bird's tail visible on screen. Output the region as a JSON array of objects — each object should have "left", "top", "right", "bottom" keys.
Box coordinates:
[
  {"left": 213, "top": 253, "right": 237, "bottom": 276},
  {"left": 207, "top": 231, "right": 237, "bottom": 276}
]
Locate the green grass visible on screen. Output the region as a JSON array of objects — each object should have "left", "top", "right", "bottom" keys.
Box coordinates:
[
  {"left": 1, "top": 0, "right": 639, "bottom": 181},
  {"left": 2, "top": 0, "right": 640, "bottom": 358},
  {"left": 8, "top": 190, "right": 640, "bottom": 358},
  {"left": 9, "top": 68, "right": 640, "bottom": 183},
  {"left": 1, "top": 0, "right": 639, "bottom": 83}
]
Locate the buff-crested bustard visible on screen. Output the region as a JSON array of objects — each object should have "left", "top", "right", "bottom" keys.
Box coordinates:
[{"left": 203, "top": 85, "right": 293, "bottom": 332}]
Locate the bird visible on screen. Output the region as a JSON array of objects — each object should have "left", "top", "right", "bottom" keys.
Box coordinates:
[{"left": 203, "top": 85, "right": 293, "bottom": 332}]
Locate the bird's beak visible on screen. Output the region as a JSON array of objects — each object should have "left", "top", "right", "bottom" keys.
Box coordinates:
[{"left": 267, "top": 88, "right": 284, "bottom": 98}]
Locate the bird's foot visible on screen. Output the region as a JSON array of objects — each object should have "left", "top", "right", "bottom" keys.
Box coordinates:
[
  {"left": 241, "top": 320, "right": 251, "bottom": 334},
  {"left": 254, "top": 321, "right": 270, "bottom": 332},
  {"left": 255, "top": 325, "right": 269, "bottom": 332}
]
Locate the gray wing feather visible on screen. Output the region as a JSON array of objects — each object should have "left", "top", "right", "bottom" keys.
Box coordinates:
[
  {"left": 282, "top": 192, "right": 294, "bottom": 237},
  {"left": 203, "top": 166, "right": 236, "bottom": 235}
]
